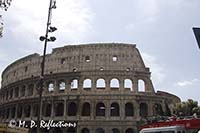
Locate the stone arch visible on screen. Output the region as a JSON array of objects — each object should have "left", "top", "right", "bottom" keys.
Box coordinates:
[
  {"left": 32, "top": 104, "right": 38, "bottom": 117},
  {"left": 24, "top": 104, "right": 31, "bottom": 117},
  {"left": 138, "top": 79, "right": 145, "bottom": 92},
  {"left": 125, "top": 102, "right": 134, "bottom": 116},
  {"left": 68, "top": 102, "right": 77, "bottom": 116},
  {"left": 96, "top": 102, "right": 105, "bottom": 116},
  {"left": 96, "top": 78, "right": 106, "bottom": 89},
  {"left": 14, "top": 87, "right": 19, "bottom": 98},
  {"left": 82, "top": 102, "right": 90, "bottom": 116},
  {"left": 110, "top": 102, "right": 120, "bottom": 116},
  {"left": 53, "top": 128, "right": 63, "bottom": 133},
  {"left": 154, "top": 103, "right": 164, "bottom": 116},
  {"left": 6, "top": 108, "right": 10, "bottom": 118},
  {"left": 95, "top": 128, "right": 105, "bottom": 133},
  {"left": 125, "top": 128, "right": 134, "bottom": 133},
  {"left": 71, "top": 79, "right": 78, "bottom": 90},
  {"left": 124, "top": 79, "right": 133, "bottom": 91},
  {"left": 83, "top": 79, "right": 92, "bottom": 89},
  {"left": 81, "top": 128, "right": 90, "bottom": 133},
  {"left": 140, "top": 103, "right": 148, "bottom": 118},
  {"left": 17, "top": 105, "right": 22, "bottom": 118},
  {"left": 43, "top": 103, "right": 52, "bottom": 117},
  {"left": 112, "top": 128, "right": 120, "bottom": 133},
  {"left": 11, "top": 106, "right": 16, "bottom": 118},
  {"left": 20, "top": 85, "right": 26, "bottom": 97},
  {"left": 67, "top": 127, "right": 76, "bottom": 133},
  {"left": 55, "top": 102, "right": 64, "bottom": 116},
  {"left": 9, "top": 89, "right": 13, "bottom": 99},
  {"left": 58, "top": 80, "right": 66, "bottom": 91},
  {"left": 47, "top": 81, "right": 54, "bottom": 92},
  {"left": 110, "top": 78, "right": 120, "bottom": 89},
  {"left": 27, "top": 84, "right": 34, "bottom": 96}
]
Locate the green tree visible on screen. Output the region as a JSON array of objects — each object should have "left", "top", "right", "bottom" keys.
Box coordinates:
[
  {"left": 174, "top": 99, "right": 200, "bottom": 116},
  {"left": 0, "top": 0, "right": 12, "bottom": 38}
]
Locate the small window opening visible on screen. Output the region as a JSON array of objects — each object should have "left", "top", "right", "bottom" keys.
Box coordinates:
[
  {"left": 85, "top": 56, "right": 90, "bottom": 62},
  {"left": 73, "top": 68, "right": 77, "bottom": 72},
  {"left": 113, "top": 56, "right": 118, "bottom": 62},
  {"left": 100, "top": 67, "right": 104, "bottom": 71},
  {"left": 126, "top": 67, "right": 130, "bottom": 72}
]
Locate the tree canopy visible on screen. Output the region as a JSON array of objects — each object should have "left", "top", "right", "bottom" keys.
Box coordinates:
[{"left": 173, "top": 99, "right": 200, "bottom": 117}]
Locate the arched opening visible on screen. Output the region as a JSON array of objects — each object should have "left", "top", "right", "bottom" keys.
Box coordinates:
[
  {"left": 82, "top": 128, "right": 90, "bottom": 133},
  {"left": 67, "top": 127, "right": 76, "bottom": 133},
  {"left": 24, "top": 105, "right": 31, "bottom": 117},
  {"left": 125, "top": 128, "right": 134, "bottom": 133},
  {"left": 53, "top": 128, "right": 63, "bottom": 133},
  {"left": 11, "top": 107, "right": 16, "bottom": 118},
  {"left": 138, "top": 79, "right": 145, "bottom": 92},
  {"left": 17, "top": 105, "right": 22, "bottom": 118},
  {"left": 27, "top": 84, "right": 34, "bottom": 96},
  {"left": 125, "top": 103, "right": 134, "bottom": 116},
  {"left": 83, "top": 79, "right": 92, "bottom": 89},
  {"left": 82, "top": 102, "right": 90, "bottom": 116},
  {"left": 59, "top": 80, "right": 66, "bottom": 92},
  {"left": 71, "top": 79, "right": 78, "bottom": 90},
  {"left": 6, "top": 108, "right": 10, "bottom": 118},
  {"left": 96, "top": 102, "right": 105, "bottom": 116},
  {"left": 154, "top": 103, "right": 164, "bottom": 116},
  {"left": 48, "top": 82, "right": 54, "bottom": 92},
  {"left": 32, "top": 104, "right": 38, "bottom": 117},
  {"left": 110, "top": 78, "right": 120, "bottom": 89},
  {"left": 124, "top": 79, "right": 133, "bottom": 91},
  {"left": 15, "top": 87, "right": 19, "bottom": 97},
  {"left": 43, "top": 103, "right": 52, "bottom": 117},
  {"left": 68, "top": 102, "right": 77, "bottom": 116},
  {"left": 96, "top": 78, "right": 106, "bottom": 89},
  {"left": 95, "top": 128, "right": 105, "bottom": 133},
  {"left": 20, "top": 86, "right": 25, "bottom": 97},
  {"left": 112, "top": 128, "right": 120, "bottom": 133},
  {"left": 110, "top": 103, "right": 120, "bottom": 116},
  {"left": 9, "top": 89, "right": 13, "bottom": 99},
  {"left": 55, "top": 102, "right": 64, "bottom": 116},
  {"left": 140, "top": 103, "right": 148, "bottom": 118}
]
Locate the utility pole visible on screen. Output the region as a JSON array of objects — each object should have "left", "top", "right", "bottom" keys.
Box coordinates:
[{"left": 37, "top": 0, "right": 57, "bottom": 132}]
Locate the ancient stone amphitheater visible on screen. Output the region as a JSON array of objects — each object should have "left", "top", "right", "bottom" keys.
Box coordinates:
[{"left": 0, "top": 43, "right": 180, "bottom": 133}]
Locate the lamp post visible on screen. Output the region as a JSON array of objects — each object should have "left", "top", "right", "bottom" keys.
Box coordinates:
[{"left": 37, "top": 0, "right": 57, "bottom": 132}]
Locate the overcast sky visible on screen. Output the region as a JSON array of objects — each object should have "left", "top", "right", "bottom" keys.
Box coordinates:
[{"left": 0, "top": 0, "right": 200, "bottom": 103}]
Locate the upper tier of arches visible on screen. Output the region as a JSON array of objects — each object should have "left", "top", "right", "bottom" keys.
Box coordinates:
[{"left": 1, "top": 43, "right": 150, "bottom": 87}]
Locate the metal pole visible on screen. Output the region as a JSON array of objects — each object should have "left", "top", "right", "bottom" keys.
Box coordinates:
[{"left": 37, "top": 0, "right": 53, "bottom": 132}]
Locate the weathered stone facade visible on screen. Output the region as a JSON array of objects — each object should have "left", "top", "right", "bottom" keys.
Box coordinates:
[{"left": 0, "top": 43, "right": 180, "bottom": 133}]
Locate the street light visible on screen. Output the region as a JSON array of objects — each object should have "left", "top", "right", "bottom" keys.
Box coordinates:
[{"left": 37, "top": 0, "right": 57, "bottom": 133}]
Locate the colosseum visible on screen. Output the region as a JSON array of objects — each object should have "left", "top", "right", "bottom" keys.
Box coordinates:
[{"left": 0, "top": 43, "right": 180, "bottom": 133}]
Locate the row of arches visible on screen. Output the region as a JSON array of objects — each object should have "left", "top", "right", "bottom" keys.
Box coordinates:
[
  {"left": 29, "top": 127, "right": 135, "bottom": 133},
  {"left": 49, "top": 78, "right": 146, "bottom": 92},
  {"left": 0, "top": 78, "right": 149, "bottom": 103},
  {"left": 82, "top": 127, "right": 135, "bottom": 133},
  {"left": 0, "top": 102, "right": 164, "bottom": 120}
]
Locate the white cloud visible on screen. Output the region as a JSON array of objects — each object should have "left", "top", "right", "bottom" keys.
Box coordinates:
[
  {"left": 177, "top": 81, "right": 192, "bottom": 87},
  {"left": 141, "top": 52, "right": 166, "bottom": 84},
  {"left": 7, "top": 0, "right": 94, "bottom": 45},
  {"left": 176, "top": 78, "right": 200, "bottom": 87}
]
